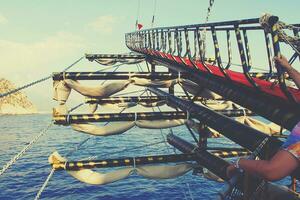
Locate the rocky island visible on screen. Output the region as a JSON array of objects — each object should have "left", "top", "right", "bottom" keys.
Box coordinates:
[{"left": 0, "top": 78, "right": 37, "bottom": 115}]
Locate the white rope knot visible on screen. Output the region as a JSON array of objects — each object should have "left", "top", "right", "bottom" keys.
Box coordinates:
[
  {"left": 134, "top": 112, "right": 138, "bottom": 122},
  {"left": 242, "top": 108, "right": 247, "bottom": 118},
  {"left": 259, "top": 13, "right": 274, "bottom": 33},
  {"left": 178, "top": 71, "right": 181, "bottom": 81},
  {"left": 186, "top": 111, "right": 190, "bottom": 120},
  {"left": 66, "top": 114, "right": 71, "bottom": 124},
  {"left": 64, "top": 161, "right": 68, "bottom": 170},
  {"left": 128, "top": 72, "right": 134, "bottom": 83},
  {"left": 132, "top": 157, "right": 137, "bottom": 171},
  {"left": 260, "top": 13, "right": 300, "bottom": 54}
]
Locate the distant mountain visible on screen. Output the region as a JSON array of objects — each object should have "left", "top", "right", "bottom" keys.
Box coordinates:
[{"left": 0, "top": 78, "right": 37, "bottom": 114}]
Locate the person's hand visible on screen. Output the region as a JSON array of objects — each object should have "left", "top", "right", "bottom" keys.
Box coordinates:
[
  {"left": 274, "top": 55, "right": 292, "bottom": 70},
  {"left": 226, "top": 164, "right": 238, "bottom": 179}
]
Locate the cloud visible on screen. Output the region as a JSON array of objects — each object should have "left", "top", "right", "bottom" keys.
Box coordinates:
[
  {"left": 0, "top": 31, "right": 86, "bottom": 80},
  {"left": 88, "top": 15, "right": 117, "bottom": 33},
  {"left": 0, "top": 14, "right": 8, "bottom": 24},
  {"left": 0, "top": 31, "right": 90, "bottom": 111}
]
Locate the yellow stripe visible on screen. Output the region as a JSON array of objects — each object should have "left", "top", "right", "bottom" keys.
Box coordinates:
[
  {"left": 83, "top": 115, "right": 89, "bottom": 120},
  {"left": 72, "top": 116, "right": 78, "bottom": 120},
  {"left": 76, "top": 73, "right": 81, "bottom": 77},
  {"left": 256, "top": 73, "right": 263, "bottom": 78},
  {"left": 77, "top": 162, "right": 83, "bottom": 167},
  {"left": 101, "top": 161, "right": 108, "bottom": 165},
  {"left": 148, "top": 157, "right": 154, "bottom": 161},
  {"left": 89, "top": 162, "right": 95, "bottom": 166},
  {"left": 273, "top": 35, "right": 279, "bottom": 43},
  {"left": 113, "top": 160, "right": 119, "bottom": 164},
  {"left": 103, "top": 115, "right": 110, "bottom": 119},
  {"left": 222, "top": 152, "right": 229, "bottom": 156},
  {"left": 124, "top": 159, "right": 130, "bottom": 163},
  {"left": 231, "top": 151, "right": 238, "bottom": 156}
]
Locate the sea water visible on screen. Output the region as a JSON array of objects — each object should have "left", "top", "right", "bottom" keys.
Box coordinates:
[{"left": 0, "top": 114, "right": 290, "bottom": 200}]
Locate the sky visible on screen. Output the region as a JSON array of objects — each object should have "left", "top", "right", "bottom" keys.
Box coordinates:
[{"left": 0, "top": 0, "right": 299, "bottom": 112}]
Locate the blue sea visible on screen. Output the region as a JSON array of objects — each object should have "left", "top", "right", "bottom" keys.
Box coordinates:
[{"left": 0, "top": 114, "right": 290, "bottom": 200}]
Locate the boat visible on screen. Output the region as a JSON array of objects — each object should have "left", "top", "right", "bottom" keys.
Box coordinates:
[{"left": 1, "top": 4, "right": 300, "bottom": 199}]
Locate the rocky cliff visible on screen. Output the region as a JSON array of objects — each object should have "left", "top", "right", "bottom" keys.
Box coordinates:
[{"left": 0, "top": 78, "right": 37, "bottom": 114}]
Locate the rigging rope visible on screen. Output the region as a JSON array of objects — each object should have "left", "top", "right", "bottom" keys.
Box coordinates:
[
  {"left": 33, "top": 57, "right": 124, "bottom": 198},
  {"left": 200, "top": 0, "right": 215, "bottom": 58},
  {"left": 95, "top": 62, "right": 126, "bottom": 73},
  {"left": 34, "top": 168, "right": 55, "bottom": 200},
  {"left": 0, "top": 56, "right": 86, "bottom": 178},
  {"left": 86, "top": 140, "right": 167, "bottom": 161},
  {"left": 135, "top": 0, "right": 141, "bottom": 30},
  {"left": 151, "top": 0, "right": 157, "bottom": 28},
  {"left": 34, "top": 87, "right": 128, "bottom": 198},
  {"left": 116, "top": 89, "right": 145, "bottom": 96},
  {"left": 137, "top": 64, "right": 194, "bottom": 200},
  {"left": 0, "top": 120, "right": 54, "bottom": 177},
  {"left": 260, "top": 14, "right": 300, "bottom": 55},
  {"left": 98, "top": 62, "right": 122, "bottom": 86},
  {"left": 0, "top": 56, "right": 84, "bottom": 98}
]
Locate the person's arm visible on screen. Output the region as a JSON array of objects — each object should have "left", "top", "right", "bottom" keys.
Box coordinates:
[
  {"left": 226, "top": 159, "right": 272, "bottom": 180},
  {"left": 226, "top": 150, "right": 299, "bottom": 181},
  {"left": 274, "top": 55, "right": 300, "bottom": 89}
]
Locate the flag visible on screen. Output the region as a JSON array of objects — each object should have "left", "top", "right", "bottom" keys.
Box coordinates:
[{"left": 137, "top": 23, "right": 143, "bottom": 30}]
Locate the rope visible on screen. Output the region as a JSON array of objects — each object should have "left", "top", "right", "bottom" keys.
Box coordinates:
[
  {"left": 135, "top": 0, "right": 141, "bottom": 30},
  {"left": 0, "top": 56, "right": 84, "bottom": 98},
  {"left": 68, "top": 63, "right": 148, "bottom": 161},
  {"left": 34, "top": 168, "right": 55, "bottom": 200},
  {"left": 99, "top": 63, "right": 122, "bottom": 86},
  {"left": 59, "top": 65, "right": 127, "bottom": 158},
  {"left": 132, "top": 157, "right": 137, "bottom": 170},
  {"left": 0, "top": 120, "right": 53, "bottom": 177},
  {"left": 260, "top": 14, "right": 300, "bottom": 55},
  {"left": 186, "top": 182, "right": 194, "bottom": 200},
  {"left": 86, "top": 140, "right": 167, "bottom": 161},
  {"left": 200, "top": 0, "right": 215, "bottom": 57},
  {"left": 66, "top": 89, "right": 147, "bottom": 159},
  {"left": 136, "top": 64, "right": 195, "bottom": 200},
  {"left": 0, "top": 75, "right": 52, "bottom": 98},
  {"left": 33, "top": 56, "right": 146, "bottom": 198},
  {"left": 134, "top": 112, "right": 138, "bottom": 122},
  {"left": 116, "top": 89, "right": 145, "bottom": 96},
  {"left": 222, "top": 61, "right": 269, "bottom": 72},
  {"left": 68, "top": 103, "right": 85, "bottom": 114},
  {"left": 95, "top": 63, "right": 126, "bottom": 73},
  {"left": 64, "top": 107, "right": 126, "bottom": 157},
  {"left": 151, "top": 0, "right": 157, "bottom": 28}
]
